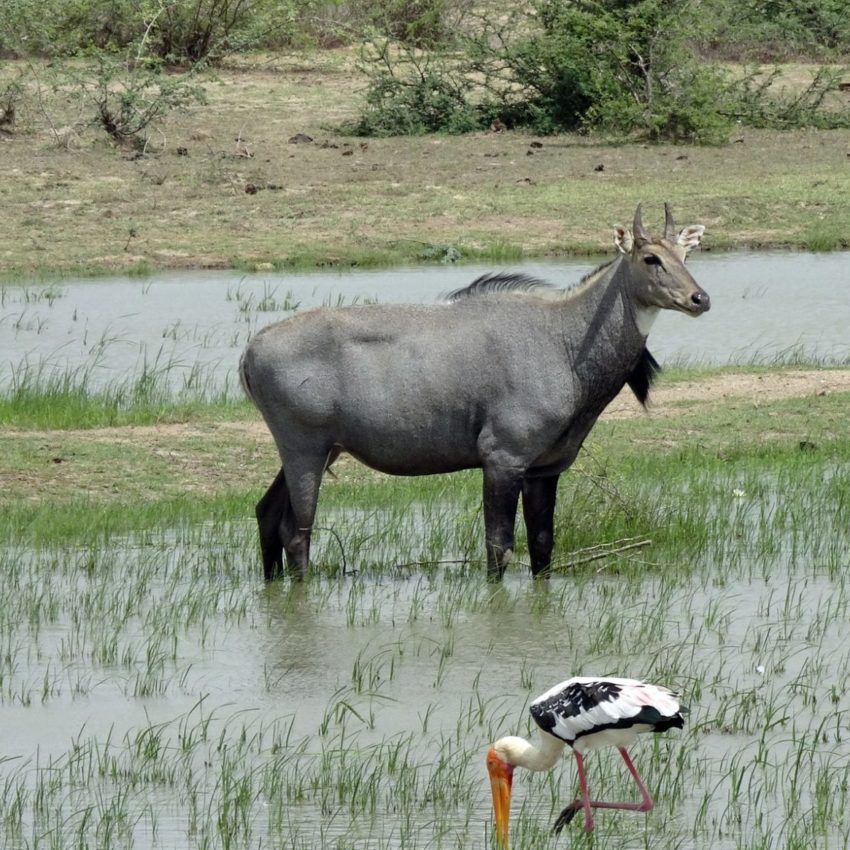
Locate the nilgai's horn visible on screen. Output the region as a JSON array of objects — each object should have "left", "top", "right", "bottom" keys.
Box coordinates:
[
  {"left": 664, "top": 202, "right": 676, "bottom": 241},
  {"left": 633, "top": 204, "right": 650, "bottom": 246}
]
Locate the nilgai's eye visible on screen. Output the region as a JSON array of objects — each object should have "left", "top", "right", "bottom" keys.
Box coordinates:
[{"left": 644, "top": 255, "right": 662, "bottom": 266}]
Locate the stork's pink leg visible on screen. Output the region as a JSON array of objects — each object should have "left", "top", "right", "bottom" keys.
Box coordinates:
[
  {"left": 584, "top": 748, "right": 655, "bottom": 813},
  {"left": 552, "top": 748, "right": 655, "bottom": 835},
  {"left": 575, "top": 751, "right": 594, "bottom": 832},
  {"left": 617, "top": 747, "right": 654, "bottom": 811}
]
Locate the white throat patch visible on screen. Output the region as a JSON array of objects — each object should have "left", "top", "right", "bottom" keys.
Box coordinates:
[{"left": 635, "top": 306, "right": 659, "bottom": 337}]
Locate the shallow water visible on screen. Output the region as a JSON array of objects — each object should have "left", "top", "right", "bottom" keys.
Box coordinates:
[
  {"left": 2, "top": 250, "right": 849, "bottom": 391},
  {"left": 2, "top": 482, "right": 850, "bottom": 849}
]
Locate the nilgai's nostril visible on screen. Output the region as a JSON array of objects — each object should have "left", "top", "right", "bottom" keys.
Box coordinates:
[{"left": 692, "top": 291, "right": 710, "bottom": 310}]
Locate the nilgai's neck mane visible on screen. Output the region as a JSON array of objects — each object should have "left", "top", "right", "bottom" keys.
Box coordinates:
[
  {"left": 446, "top": 257, "right": 625, "bottom": 306},
  {"left": 559, "top": 256, "right": 623, "bottom": 305}
]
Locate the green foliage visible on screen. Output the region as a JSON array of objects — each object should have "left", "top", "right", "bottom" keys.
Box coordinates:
[
  {"left": 0, "top": 75, "right": 23, "bottom": 131},
  {"left": 729, "top": 65, "right": 850, "bottom": 130},
  {"left": 344, "top": 47, "right": 484, "bottom": 135},
  {"left": 0, "top": 0, "right": 139, "bottom": 56},
  {"left": 341, "top": 0, "right": 459, "bottom": 47},
  {"left": 144, "top": 0, "right": 309, "bottom": 63},
  {"left": 0, "top": 0, "right": 315, "bottom": 63},
  {"left": 350, "top": 0, "right": 849, "bottom": 143},
  {"left": 54, "top": 49, "right": 207, "bottom": 147},
  {"left": 505, "top": 0, "right": 736, "bottom": 142},
  {"left": 351, "top": 0, "right": 739, "bottom": 142},
  {"left": 701, "top": 0, "right": 850, "bottom": 60}
]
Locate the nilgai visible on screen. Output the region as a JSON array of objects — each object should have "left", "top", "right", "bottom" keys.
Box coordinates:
[{"left": 240, "top": 204, "right": 709, "bottom": 580}]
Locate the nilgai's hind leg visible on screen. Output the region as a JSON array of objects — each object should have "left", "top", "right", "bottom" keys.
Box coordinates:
[
  {"left": 256, "top": 453, "right": 327, "bottom": 581},
  {"left": 521, "top": 475, "right": 560, "bottom": 577},
  {"left": 482, "top": 465, "right": 523, "bottom": 581},
  {"left": 256, "top": 466, "right": 291, "bottom": 581},
  {"left": 278, "top": 453, "right": 327, "bottom": 580}
]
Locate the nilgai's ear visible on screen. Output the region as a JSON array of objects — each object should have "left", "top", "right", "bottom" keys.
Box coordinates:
[
  {"left": 677, "top": 225, "right": 705, "bottom": 253},
  {"left": 614, "top": 225, "right": 633, "bottom": 254}
]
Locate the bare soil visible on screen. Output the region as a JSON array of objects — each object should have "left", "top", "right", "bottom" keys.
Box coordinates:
[
  {"left": 2, "top": 53, "right": 850, "bottom": 274},
  {"left": 603, "top": 367, "right": 850, "bottom": 417},
  {"left": 18, "top": 368, "right": 850, "bottom": 443}
]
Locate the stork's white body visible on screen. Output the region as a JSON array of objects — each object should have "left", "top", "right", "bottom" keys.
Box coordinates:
[
  {"left": 487, "top": 676, "right": 686, "bottom": 846},
  {"left": 529, "top": 676, "right": 683, "bottom": 754}
]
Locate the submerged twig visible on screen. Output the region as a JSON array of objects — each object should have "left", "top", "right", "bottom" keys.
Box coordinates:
[
  {"left": 313, "top": 526, "right": 350, "bottom": 575},
  {"left": 392, "top": 558, "right": 480, "bottom": 571},
  {"left": 551, "top": 536, "right": 652, "bottom": 573}
]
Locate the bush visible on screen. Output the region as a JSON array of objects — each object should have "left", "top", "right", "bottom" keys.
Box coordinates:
[
  {"left": 699, "top": 0, "right": 850, "bottom": 61},
  {"left": 0, "top": 0, "right": 316, "bottom": 63},
  {"left": 11, "top": 41, "right": 207, "bottom": 149},
  {"left": 343, "top": 37, "right": 486, "bottom": 135},
  {"left": 513, "top": 0, "right": 736, "bottom": 142},
  {"left": 351, "top": 0, "right": 739, "bottom": 143},
  {"left": 729, "top": 65, "right": 850, "bottom": 129},
  {"left": 146, "top": 0, "right": 308, "bottom": 63},
  {"left": 58, "top": 49, "right": 207, "bottom": 147},
  {"left": 350, "top": 70, "right": 482, "bottom": 135},
  {"left": 0, "top": 0, "right": 138, "bottom": 56}
]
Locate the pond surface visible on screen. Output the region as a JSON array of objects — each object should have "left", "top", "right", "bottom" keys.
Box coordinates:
[
  {"left": 2, "top": 463, "right": 850, "bottom": 849},
  {"left": 2, "top": 250, "right": 849, "bottom": 391},
  {"left": 2, "top": 252, "right": 850, "bottom": 848}
]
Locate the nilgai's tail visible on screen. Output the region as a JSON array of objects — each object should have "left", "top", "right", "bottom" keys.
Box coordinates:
[{"left": 238, "top": 347, "right": 256, "bottom": 403}]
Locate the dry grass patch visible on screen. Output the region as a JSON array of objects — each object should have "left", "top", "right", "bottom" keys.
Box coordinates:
[{"left": 2, "top": 52, "right": 850, "bottom": 274}]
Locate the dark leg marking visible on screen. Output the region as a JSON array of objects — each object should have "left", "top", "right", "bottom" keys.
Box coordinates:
[
  {"left": 256, "top": 466, "right": 292, "bottom": 581},
  {"left": 482, "top": 467, "right": 523, "bottom": 581},
  {"left": 521, "top": 475, "right": 559, "bottom": 577}
]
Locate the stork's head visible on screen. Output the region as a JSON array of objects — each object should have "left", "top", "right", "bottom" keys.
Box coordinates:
[{"left": 487, "top": 746, "right": 515, "bottom": 849}]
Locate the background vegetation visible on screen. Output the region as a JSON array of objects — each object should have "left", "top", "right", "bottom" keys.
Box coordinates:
[
  {"left": 1, "top": 0, "right": 849, "bottom": 273},
  {"left": 1, "top": 0, "right": 849, "bottom": 148}
]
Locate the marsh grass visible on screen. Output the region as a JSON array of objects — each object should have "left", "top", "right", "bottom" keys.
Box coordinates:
[
  {"left": 2, "top": 378, "right": 850, "bottom": 847},
  {"left": 802, "top": 220, "right": 849, "bottom": 252},
  {"left": 0, "top": 356, "right": 246, "bottom": 429}
]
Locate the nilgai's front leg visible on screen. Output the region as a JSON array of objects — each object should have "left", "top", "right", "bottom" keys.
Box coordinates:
[
  {"left": 521, "top": 475, "right": 560, "bottom": 577},
  {"left": 482, "top": 465, "right": 523, "bottom": 581}
]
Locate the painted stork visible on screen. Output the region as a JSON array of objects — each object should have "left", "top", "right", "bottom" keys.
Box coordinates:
[{"left": 486, "top": 676, "right": 686, "bottom": 846}]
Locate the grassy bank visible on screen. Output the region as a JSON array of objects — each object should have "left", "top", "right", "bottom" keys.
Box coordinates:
[
  {"left": 2, "top": 368, "right": 848, "bottom": 551},
  {"left": 2, "top": 52, "right": 850, "bottom": 277}
]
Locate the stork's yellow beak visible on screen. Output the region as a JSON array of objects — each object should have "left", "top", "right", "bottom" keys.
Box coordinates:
[{"left": 487, "top": 747, "right": 514, "bottom": 849}]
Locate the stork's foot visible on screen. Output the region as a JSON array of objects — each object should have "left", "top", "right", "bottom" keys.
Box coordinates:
[{"left": 552, "top": 801, "right": 582, "bottom": 834}]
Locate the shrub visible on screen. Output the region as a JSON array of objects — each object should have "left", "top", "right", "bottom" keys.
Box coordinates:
[
  {"left": 343, "top": 37, "right": 486, "bottom": 135},
  {"left": 146, "top": 0, "right": 306, "bottom": 63},
  {"left": 351, "top": 0, "right": 739, "bottom": 143},
  {"left": 499, "top": 0, "right": 737, "bottom": 141},
  {"left": 729, "top": 65, "right": 850, "bottom": 130},
  {"left": 63, "top": 49, "right": 207, "bottom": 147},
  {"left": 0, "top": 0, "right": 316, "bottom": 63},
  {"left": 699, "top": 0, "right": 850, "bottom": 61},
  {"left": 0, "top": 0, "right": 138, "bottom": 56},
  {"left": 341, "top": 0, "right": 461, "bottom": 47},
  {"left": 0, "top": 77, "right": 24, "bottom": 131}
]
